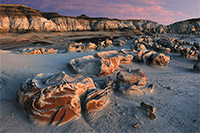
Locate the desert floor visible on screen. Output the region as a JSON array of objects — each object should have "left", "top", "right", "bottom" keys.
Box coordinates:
[{"left": 0, "top": 31, "right": 199, "bottom": 133}]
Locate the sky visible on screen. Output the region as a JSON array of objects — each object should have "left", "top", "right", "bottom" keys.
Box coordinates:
[{"left": 1, "top": 0, "right": 199, "bottom": 25}]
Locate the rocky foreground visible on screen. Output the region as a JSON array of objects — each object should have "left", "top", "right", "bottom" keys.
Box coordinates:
[
  {"left": 0, "top": 4, "right": 200, "bottom": 35},
  {"left": 13, "top": 33, "right": 199, "bottom": 127},
  {"left": 0, "top": 31, "right": 200, "bottom": 132}
]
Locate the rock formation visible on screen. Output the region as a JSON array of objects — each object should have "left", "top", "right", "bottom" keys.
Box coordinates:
[
  {"left": 17, "top": 71, "right": 110, "bottom": 126},
  {"left": 68, "top": 50, "right": 133, "bottom": 76},
  {"left": 116, "top": 69, "right": 154, "bottom": 94},
  {"left": 0, "top": 4, "right": 199, "bottom": 34},
  {"left": 134, "top": 49, "right": 170, "bottom": 66},
  {"left": 19, "top": 47, "right": 58, "bottom": 55},
  {"left": 67, "top": 42, "right": 97, "bottom": 52}
]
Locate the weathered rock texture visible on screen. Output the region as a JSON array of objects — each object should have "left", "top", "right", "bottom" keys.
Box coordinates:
[
  {"left": 135, "top": 50, "right": 170, "bottom": 66},
  {"left": 67, "top": 42, "right": 97, "bottom": 52},
  {"left": 116, "top": 69, "right": 154, "bottom": 94},
  {"left": 68, "top": 50, "right": 133, "bottom": 76},
  {"left": 17, "top": 71, "right": 110, "bottom": 126},
  {"left": 1, "top": 4, "right": 199, "bottom": 34},
  {"left": 19, "top": 47, "right": 58, "bottom": 55}
]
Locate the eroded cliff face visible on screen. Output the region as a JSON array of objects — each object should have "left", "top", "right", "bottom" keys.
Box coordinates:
[
  {"left": 0, "top": 4, "right": 199, "bottom": 35},
  {"left": 167, "top": 18, "right": 200, "bottom": 35}
]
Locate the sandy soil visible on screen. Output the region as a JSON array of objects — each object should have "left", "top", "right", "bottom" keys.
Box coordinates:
[{"left": 0, "top": 32, "right": 200, "bottom": 133}]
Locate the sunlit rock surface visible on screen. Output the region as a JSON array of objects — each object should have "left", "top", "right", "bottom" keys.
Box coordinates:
[{"left": 17, "top": 71, "right": 110, "bottom": 126}]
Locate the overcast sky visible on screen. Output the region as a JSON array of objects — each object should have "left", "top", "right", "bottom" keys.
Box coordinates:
[{"left": 1, "top": 0, "right": 199, "bottom": 25}]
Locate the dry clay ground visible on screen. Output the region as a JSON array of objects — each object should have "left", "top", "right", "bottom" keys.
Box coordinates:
[{"left": 0, "top": 32, "right": 200, "bottom": 133}]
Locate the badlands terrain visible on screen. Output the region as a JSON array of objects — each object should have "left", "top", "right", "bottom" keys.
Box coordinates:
[{"left": 0, "top": 4, "right": 200, "bottom": 133}]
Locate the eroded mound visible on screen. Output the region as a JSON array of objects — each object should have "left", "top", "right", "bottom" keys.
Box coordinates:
[
  {"left": 17, "top": 71, "right": 110, "bottom": 126},
  {"left": 116, "top": 69, "right": 154, "bottom": 94},
  {"left": 68, "top": 50, "right": 133, "bottom": 76}
]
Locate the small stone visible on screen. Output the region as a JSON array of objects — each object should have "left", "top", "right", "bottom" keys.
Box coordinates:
[
  {"left": 140, "top": 102, "right": 156, "bottom": 113},
  {"left": 134, "top": 123, "right": 139, "bottom": 128},
  {"left": 166, "top": 86, "right": 173, "bottom": 90},
  {"left": 147, "top": 112, "right": 156, "bottom": 120}
]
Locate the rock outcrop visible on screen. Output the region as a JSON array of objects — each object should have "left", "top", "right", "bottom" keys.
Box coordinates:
[
  {"left": 1, "top": 4, "right": 199, "bottom": 34},
  {"left": 18, "top": 47, "right": 58, "bottom": 55},
  {"left": 68, "top": 50, "right": 133, "bottom": 76},
  {"left": 17, "top": 71, "right": 110, "bottom": 126},
  {"left": 167, "top": 18, "right": 200, "bottom": 35},
  {"left": 116, "top": 69, "right": 154, "bottom": 94},
  {"left": 67, "top": 42, "right": 97, "bottom": 52}
]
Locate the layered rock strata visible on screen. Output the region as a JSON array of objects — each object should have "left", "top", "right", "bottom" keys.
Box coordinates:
[
  {"left": 17, "top": 71, "right": 110, "bottom": 126},
  {"left": 1, "top": 4, "right": 199, "bottom": 34}
]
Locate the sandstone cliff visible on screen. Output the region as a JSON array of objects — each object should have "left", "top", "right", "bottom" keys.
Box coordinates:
[{"left": 0, "top": 4, "right": 199, "bottom": 35}]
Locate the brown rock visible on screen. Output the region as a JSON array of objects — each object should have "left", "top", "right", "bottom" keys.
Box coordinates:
[
  {"left": 99, "top": 57, "right": 120, "bottom": 76},
  {"left": 180, "top": 48, "right": 195, "bottom": 58},
  {"left": 94, "top": 50, "right": 133, "bottom": 64},
  {"left": 85, "top": 42, "right": 97, "bottom": 51},
  {"left": 134, "top": 123, "right": 139, "bottom": 128},
  {"left": 147, "top": 112, "right": 156, "bottom": 120},
  {"left": 68, "top": 55, "right": 120, "bottom": 76},
  {"left": 67, "top": 43, "right": 83, "bottom": 52},
  {"left": 140, "top": 102, "right": 157, "bottom": 120},
  {"left": 94, "top": 50, "right": 119, "bottom": 58},
  {"left": 105, "top": 39, "right": 112, "bottom": 46},
  {"left": 85, "top": 87, "right": 111, "bottom": 113},
  {"left": 69, "top": 51, "right": 133, "bottom": 76},
  {"left": 21, "top": 47, "right": 57, "bottom": 55},
  {"left": 151, "top": 53, "right": 170, "bottom": 66},
  {"left": 135, "top": 43, "right": 146, "bottom": 51},
  {"left": 165, "top": 48, "right": 171, "bottom": 53},
  {"left": 17, "top": 71, "right": 96, "bottom": 126},
  {"left": 140, "top": 102, "right": 156, "bottom": 113},
  {"left": 116, "top": 69, "right": 153, "bottom": 94}
]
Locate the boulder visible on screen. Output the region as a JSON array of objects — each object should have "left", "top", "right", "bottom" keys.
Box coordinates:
[
  {"left": 84, "top": 87, "right": 111, "bottom": 113},
  {"left": 68, "top": 55, "right": 120, "bottom": 76},
  {"left": 69, "top": 50, "right": 134, "bottom": 76},
  {"left": 105, "top": 39, "right": 112, "bottom": 46},
  {"left": 180, "top": 48, "right": 195, "bottom": 58},
  {"left": 17, "top": 71, "right": 110, "bottom": 126},
  {"left": 17, "top": 72, "right": 95, "bottom": 126},
  {"left": 85, "top": 42, "right": 97, "bottom": 51},
  {"left": 151, "top": 53, "right": 171, "bottom": 66},
  {"left": 94, "top": 50, "right": 133, "bottom": 64},
  {"left": 94, "top": 50, "right": 119, "bottom": 58},
  {"left": 68, "top": 55, "right": 101, "bottom": 75},
  {"left": 20, "top": 47, "right": 58, "bottom": 55},
  {"left": 67, "top": 43, "right": 84, "bottom": 52},
  {"left": 136, "top": 50, "right": 170, "bottom": 66},
  {"left": 99, "top": 57, "right": 121, "bottom": 76},
  {"left": 116, "top": 69, "right": 154, "bottom": 94},
  {"left": 135, "top": 43, "right": 146, "bottom": 51}
]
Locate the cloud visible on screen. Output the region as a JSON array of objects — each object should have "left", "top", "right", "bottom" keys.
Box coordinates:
[{"left": 1, "top": 0, "right": 192, "bottom": 25}]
